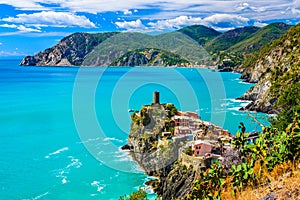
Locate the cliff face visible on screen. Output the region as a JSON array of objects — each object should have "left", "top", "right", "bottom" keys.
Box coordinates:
[
  {"left": 20, "top": 32, "right": 117, "bottom": 66},
  {"left": 110, "top": 48, "right": 190, "bottom": 67},
  {"left": 127, "top": 104, "right": 193, "bottom": 199},
  {"left": 239, "top": 23, "right": 300, "bottom": 113}
]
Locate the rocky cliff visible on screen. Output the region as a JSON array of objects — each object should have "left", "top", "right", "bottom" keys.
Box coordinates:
[
  {"left": 127, "top": 104, "right": 195, "bottom": 199},
  {"left": 20, "top": 32, "right": 117, "bottom": 66},
  {"left": 110, "top": 48, "right": 190, "bottom": 67},
  {"left": 239, "top": 23, "right": 300, "bottom": 113}
]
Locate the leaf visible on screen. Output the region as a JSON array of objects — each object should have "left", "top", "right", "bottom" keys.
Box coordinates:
[
  {"left": 237, "top": 164, "right": 242, "bottom": 171},
  {"left": 232, "top": 164, "right": 236, "bottom": 170}
]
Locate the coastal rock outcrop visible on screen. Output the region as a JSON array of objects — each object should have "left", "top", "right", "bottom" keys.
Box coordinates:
[
  {"left": 20, "top": 32, "right": 117, "bottom": 66},
  {"left": 238, "top": 23, "right": 300, "bottom": 114},
  {"left": 110, "top": 48, "right": 190, "bottom": 67}
]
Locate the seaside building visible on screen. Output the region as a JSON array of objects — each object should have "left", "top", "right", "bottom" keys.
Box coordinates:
[{"left": 193, "top": 140, "right": 212, "bottom": 157}]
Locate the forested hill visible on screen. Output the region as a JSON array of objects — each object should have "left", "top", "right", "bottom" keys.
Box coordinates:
[
  {"left": 20, "top": 23, "right": 291, "bottom": 68},
  {"left": 239, "top": 23, "right": 299, "bottom": 128}
]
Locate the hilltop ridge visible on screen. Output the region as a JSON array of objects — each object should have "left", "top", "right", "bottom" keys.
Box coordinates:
[{"left": 20, "top": 23, "right": 291, "bottom": 68}]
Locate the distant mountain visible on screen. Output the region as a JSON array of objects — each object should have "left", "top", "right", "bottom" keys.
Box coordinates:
[
  {"left": 20, "top": 32, "right": 118, "bottom": 66},
  {"left": 177, "top": 25, "right": 221, "bottom": 45},
  {"left": 239, "top": 23, "right": 300, "bottom": 115},
  {"left": 212, "top": 23, "right": 292, "bottom": 71},
  {"left": 229, "top": 22, "right": 292, "bottom": 53},
  {"left": 110, "top": 48, "right": 190, "bottom": 67},
  {"left": 205, "top": 26, "right": 260, "bottom": 53},
  {"left": 20, "top": 23, "right": 292, "bottom": 68}
]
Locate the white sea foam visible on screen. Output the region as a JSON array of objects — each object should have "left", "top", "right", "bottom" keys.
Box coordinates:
[
  {"left": 78, "top": 137, "right": 100, "bottom": 144},
  {"left": 62, "top": 177, "right": 67, "bottom": 184},
  {"left": 241, "top": 102, "right": 250, "bottom": 107},
  {"left": 228, "top": 107, "right": 241, "bottom": 111},
  {"left": 238, "top": 80, "right": 252, "bottom": 85},
  {"left": 231, "top": 112, "right": 243, "bottom": 116},
  {"left": 103, "top": 137, "right": 123, "bottom": 143},
  {"left": 54, "top": 156, "right": 82, "bottom": 184},
  {"left": 66, "top": 156, "right": 82, "bottom": 169},
  {"left": 31, "top": 191, "right": 49, "bottom": 200},
  {"left": 91, "top": 181, "right": 105, "bottom": 192},
  {"left": 45, "top": 147, "right": 69, "bottom": 158}
]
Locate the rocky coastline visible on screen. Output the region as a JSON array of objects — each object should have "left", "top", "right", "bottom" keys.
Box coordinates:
[{"left": 122, "top": 92, "right": 234, "bottom": 199}]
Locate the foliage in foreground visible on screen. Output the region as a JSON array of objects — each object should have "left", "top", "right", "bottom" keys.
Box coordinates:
[
  {"left": 189, "top": 114, "right": 300, "bottom": 200},
  {"left": 122, "top": 114, "right": 300, "bottom": 200},
  {"left": 119, "top": 188, "right": 148, "bottom": 200}
]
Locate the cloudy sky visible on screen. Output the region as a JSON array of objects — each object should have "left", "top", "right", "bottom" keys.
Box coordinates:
[{"left": 0, "top": 0, "right": 299, "bottom": 57}]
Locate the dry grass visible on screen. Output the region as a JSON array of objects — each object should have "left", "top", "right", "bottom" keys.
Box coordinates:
[{"left": 221, "top": 162, "right": 300, "bottom": 200}]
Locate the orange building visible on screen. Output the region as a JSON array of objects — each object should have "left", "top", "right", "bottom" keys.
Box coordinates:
[{"left": 193, "top": 140, "right": 212, "bottom": 157}]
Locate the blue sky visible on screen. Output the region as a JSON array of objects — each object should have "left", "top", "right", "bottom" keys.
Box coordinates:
[{"left": 0, "top": 0, "right": 299, "bottom": 58}]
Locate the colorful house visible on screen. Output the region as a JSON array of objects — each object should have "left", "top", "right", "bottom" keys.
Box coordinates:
[
  {"left": 193, "top": 140, "right": 212, "bottom": 157},
  {"left": 174, "top": 126, "right": 192, "bottom": 136}
]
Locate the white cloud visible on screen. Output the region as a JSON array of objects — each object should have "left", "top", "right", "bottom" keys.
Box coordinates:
[
  {"left": 0, "top": 0, "right": 298, "bottom": 32},
  {"left": 0, "top": 50, "right": 26, "bottom": 57},
  {"left": 0, "top": 0, "right": 49, "bottom": 11},
  {"left": 0, "top": 24, "right": 18, "bottom": 28},
  {"left": 147, "top": 14, "right": 250, "bottom": 31},
  {"left": 148, "top": 16, "right": 203, "bottom": 30},
  {"left": 1, "top": 11, "right": 97, "bottom": 28},
  {"left": 17, "top": 25, "right": 41, "bottom": 32},
  {"left": 123, "top": 10, "right": 132, "bottom": 15},
  {"left": 253, "top": 21, "right": 269, "bottom": 27},
  {"left": 115, "top": 19, "right": 145, "bottom": 30},
  {"left": 0, "top": 42, "right": 2, "bottom": 45},
  {"left": 0, "top": 23, "right": 41, "bottom": 32},
  {"left": 203, "top": 14, "right": 250, "bottom": 26}
]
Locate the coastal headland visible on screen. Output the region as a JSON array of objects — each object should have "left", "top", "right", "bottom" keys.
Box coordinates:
[{"left": 123, "top": 92, "right": 235, "bottom": 199}]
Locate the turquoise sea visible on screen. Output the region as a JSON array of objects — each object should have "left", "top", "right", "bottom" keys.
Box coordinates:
[{"left": 0, "top": 60, "right": 269, "bottom": 199}]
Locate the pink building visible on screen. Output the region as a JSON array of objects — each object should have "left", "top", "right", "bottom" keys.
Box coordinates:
[
  {"left": 172, "top": 115, "right": 190, "bottom": 127},
  {"left": 174, "top": 126, "right": 192, "bottom": 136},
  {"left": 193, "top": 140, "right": 212, "bottom": 157}
]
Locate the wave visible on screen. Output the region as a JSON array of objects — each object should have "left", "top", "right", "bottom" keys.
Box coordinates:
[
  {"left": 231, "top": 112, "right": 243, "bottom": 116},
  {"left": 77, "top": 137, "right": 100, "bottom": 144},
  {"left": 103, "top": 137, "right": 124, "bottom": 143},
  {"left": 45, "top": 147, "right": 69, "bottom": 159},
  {"left": 114, "top": 148, "right": 132, "bottom": 162},
  {"left": 54, "top": 156, "right": 82, "bottom": 184},
  {"left": 91, "top": 180, "right": 105, "bottom": 192},
  {"left": 238, "top": 80, "right": 252, "bottom": 85},
  {"left": 31, "top": 191, "right": 49, "bottom": 200},
  {"left": 66, "top": 156, "right": 82, "bottom": 169},
  {"left": 226, "top": 98, "right": 251, "bottom": 103},
  {"left": 227, "top": 107, "right": 241, "bottom": 111}
]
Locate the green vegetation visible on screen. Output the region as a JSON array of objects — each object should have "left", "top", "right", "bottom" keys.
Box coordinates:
[
  {"left": 229, "top": 22, "right": 292, "bottom": 53},
  {"left": 119, "top": 188, "right": 148, "bottom": 200},
  {"left": 110, "top": 48, "right": 190, "bottom": 67},
  {"left": 206, "top": 23, "right": 292, "bottom": 70},
  {"left": 185, "top": 146, "right": 193, "bottom": 156},
  {"left": 62, "top": 32, "right": 118, "bottom": 65},
  {"left": 190, "top": 113, "right": 300, "bottom": 199},
  {"left": 205, "top": 26, "right": 259, "bottom": 54},
  {"left": 240, "top": 23, "right": 300, "bottom": 127},
  {"left": 163, "top": 104, "right": 178, "bottom": 118},
  {"left": 178, "top": 25, "right": 221, "bottom": 45}
]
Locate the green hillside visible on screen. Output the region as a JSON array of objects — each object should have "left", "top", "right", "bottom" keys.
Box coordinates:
[
  {"left": 205, "top": 26, "right": 260, "bottom": 53},
  {"left": 110, "top": 48, "right": 190, "bottom": 67},
  {"left": 229, "top": 22, "right": 292, "bottom": 53},
  {"left": 83, "top": 32, "right": 210, "bottom": 66},
  {"left": 240, "top": 23, "right": 300, "bottom": 128},
  {"left": 178, "top": 25, "right": 221, "bottom": 45},
  {"left": 213, "top": 23, "right": 292, "bottom": 71}
]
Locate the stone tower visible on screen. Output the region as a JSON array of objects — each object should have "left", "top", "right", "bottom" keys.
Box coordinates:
[{"left": 153, "top": 91, "right": 160, "bottom": 105}]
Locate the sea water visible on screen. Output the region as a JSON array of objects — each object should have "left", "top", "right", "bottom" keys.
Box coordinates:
[{"left": 0, "top": 60, "right": 269, "bottom": 199}]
